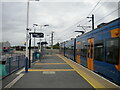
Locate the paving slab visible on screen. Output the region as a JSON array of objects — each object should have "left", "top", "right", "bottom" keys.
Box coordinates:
[
  {"left": 11, "top": 71, "right": 93, "bottom": 88},
  {"left": 31, "top": 64, "right": 73, "bottom": 69},
  {"left": 4, "top": 54, "right": 94, "bottom": 89}
]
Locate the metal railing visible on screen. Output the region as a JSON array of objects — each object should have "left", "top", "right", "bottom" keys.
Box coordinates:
[
  {"left": 0, "top": 53, "right": 25, "bottom": 78},
  {"left": 32, "top": 51, "right": 42, "bottom": 63},
  {"left": 0, "top": 49, "right": 60, "bottom": 78}
]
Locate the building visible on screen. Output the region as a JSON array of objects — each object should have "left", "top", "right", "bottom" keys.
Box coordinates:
[
  {"left": 0, "top": 41, "right": 11, "bottom": 53},
  {"left": 0, "top": 41, "right": 11, "bottom": 49}
]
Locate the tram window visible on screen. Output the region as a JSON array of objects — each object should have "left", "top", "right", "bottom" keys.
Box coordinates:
[
  {"left": 106, "top": 38, "right": 119, "bottom": 65},
  {"left": 80, "top": 43, "right": 83, "bottom": 56},
  {"left": 77, "top": 42, "right": 80, "bottom": 55},
  {"left": 71, "top": 46, "right": 74, "bottom": 54},
  {"left": 83, "top": 44, "right": 87, "bottom": 57},
  {"left": 94, "top": 41, "right": 104, "bottom": 61},
  {"left": 80, "top": 42, "right": 87, "bottom": 57}
]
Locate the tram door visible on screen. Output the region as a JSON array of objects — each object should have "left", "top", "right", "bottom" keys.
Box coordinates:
[
  {"left": 87, "top": 38, "right": 94, "bottom": 71},
  {"left": 76, "top": 41, "right": 80, "bottom": 64}
]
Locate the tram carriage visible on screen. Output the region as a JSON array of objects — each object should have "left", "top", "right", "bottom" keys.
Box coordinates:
[{"left": 60, "top": 18, "right": 120, "bottom": 85}]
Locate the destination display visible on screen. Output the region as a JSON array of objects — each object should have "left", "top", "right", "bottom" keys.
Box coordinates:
[{"left": 29, "top": 32, "right": 44, "bottom": 38}]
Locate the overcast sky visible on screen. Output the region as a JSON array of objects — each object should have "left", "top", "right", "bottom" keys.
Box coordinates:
[{"left": 1, "top": 0, "right": 120, "bottom": 46}]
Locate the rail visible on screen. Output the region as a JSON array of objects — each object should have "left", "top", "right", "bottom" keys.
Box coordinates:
[{"left": 0, "top": 53, "right": 25, "bottom": 79}]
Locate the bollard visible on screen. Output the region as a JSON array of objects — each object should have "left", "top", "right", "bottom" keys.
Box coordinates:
[
  {"left": 36, "top": 53, "right": 40, "bottom": 60},
  {"left": 32, "top": 53, "right": 35, "bottom": 63},
  {"left": 0, "top": 61, "right": 7, "bottom": 77},
  {"left": 8, "top": 57, "right": 11, "bottom": 74},
  {"left": 25, "top": 57, "right": 28, "bottom": 73},
  {"left": 39, "top": 53, "right": 41, "bottom": 60},
  {"left": 35, "top": 52, "right": 37, "bottom": 61},
  {"left": 18, "top": 56, "right": 20, "bottom": 69},
  {"left": 23, "top": 55, "right": 25, "bottom": 67}
]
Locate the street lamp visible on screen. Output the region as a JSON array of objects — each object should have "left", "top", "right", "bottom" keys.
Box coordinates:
[
  {"left": 44, "top": 34, "right": 49, "bottom": 54},
  {"left": 33, "top": 23, "right": 38, "bottom": 52},
  {"left": 46, "top": 35, "right": 49, "bottom": 44},
  {"left": 75, "top": 31, "right": 85, "bottom": 35},
  {"left": 44, "top": 24, "right": 49, "bottom": 27},
  {"left": 38, "top": 24, "right": 49, "bottom": 52},
  {"left": 25, "top": 0, "right": 39, "bottom": 72},
  {"left": 32, "top": 24, "right": 49, "bottom": 54}
]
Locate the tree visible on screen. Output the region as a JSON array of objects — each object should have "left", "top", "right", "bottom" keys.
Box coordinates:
[{"left": 53, "top": 43, "right": 60, "bottom": 49}]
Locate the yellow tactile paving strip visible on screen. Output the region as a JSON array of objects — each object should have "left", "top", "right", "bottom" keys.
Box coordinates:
[
  {"left": 27, "top": 69, "right": 75, "bottom": 71},
  {"left": 57, "top": 54, "right": 120, "bottom": 89},
  {"left": 35, "top": 63, "right": 67, "bottom": 65}
]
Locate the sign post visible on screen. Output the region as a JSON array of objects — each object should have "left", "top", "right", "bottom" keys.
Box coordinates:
[{"left": 29, "top": 32, "right": 44, "bottom": 67}]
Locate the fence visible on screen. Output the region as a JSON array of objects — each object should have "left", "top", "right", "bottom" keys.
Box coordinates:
[
  {"left": 0, "top": 53, "right": 25, "bottom": 78},
  {"left": 32, "top": 51, "right": 41, "bottom": 63},
  {"left": 0, "top": 49, "right": 60, "bottom": 78}
]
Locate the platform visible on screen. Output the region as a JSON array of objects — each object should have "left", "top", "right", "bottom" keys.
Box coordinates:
[{"left": 3, "top": 54, "right": 120, "bottom": 89}]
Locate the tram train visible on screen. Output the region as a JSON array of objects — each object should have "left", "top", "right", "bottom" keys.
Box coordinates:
[{"left": 60, "top": 18, "right": 120, "bottom": 85}]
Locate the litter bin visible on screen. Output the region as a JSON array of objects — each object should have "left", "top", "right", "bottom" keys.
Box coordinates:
[
  {"left": 0, "top": 61, "right": 7, "bottom": 77},
  {"left": 36, "top": 53, "right": 40, "bottom": 60},
  {"left": 32, "top": 53, "right": 35, "bottom": 63},
  {"left": 34, "top": 51, "right": 37, "bottom": 60}
]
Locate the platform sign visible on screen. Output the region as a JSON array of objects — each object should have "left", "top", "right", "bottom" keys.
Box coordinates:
[
  {"left": 37, "top": 41, "right": 48, "bottom": 45},
  {"left": 30, "top": 32, "right": 44, "bottom": 38}
]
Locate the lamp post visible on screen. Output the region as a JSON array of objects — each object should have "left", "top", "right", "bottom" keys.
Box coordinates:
[
  {"left": 44, "top": 35, "right": 49, "bottom": 54},
  {"left": 33, "top": 24, "right": 38, "bottom": 52},
  {"left": 46, "top": 35, "right": 49, "bottom": 45},
  {"left": 39, "top": 24, "right": 49, "bottom": 52},
  {"left": 32, "top": 24, "right": 49, "bottom": 54},
  {"left": 75, "top": 31, "right": 85, "bottom": 35},
  {"left": 25, "top": 0, "right": 30, "bottom": 72},
  {"left": 50, "top": 31, "right": 54, "bottom": 54},
  {"left": 25, "top": 0, "right": 39, "bottom": 72}
]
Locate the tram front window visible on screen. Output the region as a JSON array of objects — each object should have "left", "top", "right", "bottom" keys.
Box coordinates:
[{"left": 106, "top": 38, "right": 119, "bottom": 65}]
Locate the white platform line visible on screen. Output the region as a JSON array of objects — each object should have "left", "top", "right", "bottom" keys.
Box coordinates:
[
  {"left": 58, "top": 55, "right": 120, "bottom": 88},
  {"left": 4, "top": 74, "right": 24, "bottom": 88},
  {"left": 69, "top": 58, "right": 120, "bottom": 88},
  {"left": 16, "top": 68, "right": 25, "bottom": 75}
]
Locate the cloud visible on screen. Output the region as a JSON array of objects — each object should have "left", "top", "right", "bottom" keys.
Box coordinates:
[
  {"left": 0, "top": 2, "right": 2, "bottom": 42},
  {"left": 1, "top": 1, "right": 119, "bottom": 46},
  {"left": 1, "top": 0, "right": 120, "bottom": 2}
]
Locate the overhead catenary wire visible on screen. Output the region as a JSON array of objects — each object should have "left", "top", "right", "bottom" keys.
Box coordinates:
[
  {"left": 59, "top": 0, "right": 118, "bottom": 43},
  {"left": 57, "top": 18, "right": 87, "bottom": 38},
  {"left": 92, "top": 0, "right": 108, "bottom": 15},
  {"left": 56, "top": 4, "right": 119, "bottom": 43},
  {"left": 80, "top": 0, "right": 102, "bottom": 28},
  {"left": 95, "top": 7, "right": 120, "bottom": 23},
  {"left": 71, "top": 0, "right": 102, "bottom": 31},
  {"left": 87, "top": 0, "right": 102, "bottom": 17},
  {"left": 60, "top": 0, "right": 102, "bottom": 38}
]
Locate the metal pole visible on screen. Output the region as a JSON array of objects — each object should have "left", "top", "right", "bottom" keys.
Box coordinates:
[
  {"left": 51, "top": 32, "right": 54, "bottom": 48},
  {"left": 51, "top": 32, "right": 54, "bottom": 54},
  {"left": 39, "top": 25, "right": 42, "bottom": 53},
  {"left": 92, "top": 14, "right": 94, "bottom": 30},
  {"left": 45, "top": 35, "right": 46, "bottom": 54},
  {"left": 25, "top": 0, "right": 29, "bottom": 72},
  {"left": 40, "top": 39, "right": 41, "bottom": 52},
  {"left": 29, "top": 33, "right": 31, "bottom": 68},
  {"left": 34, "top": 26, "right": 36, "bottom": 52},
  {"left": 87, "top": 14, "right": 94, "bottom": 30},
  {"left": 49, "top": 35, "right": 50, "bottom": 46}
]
